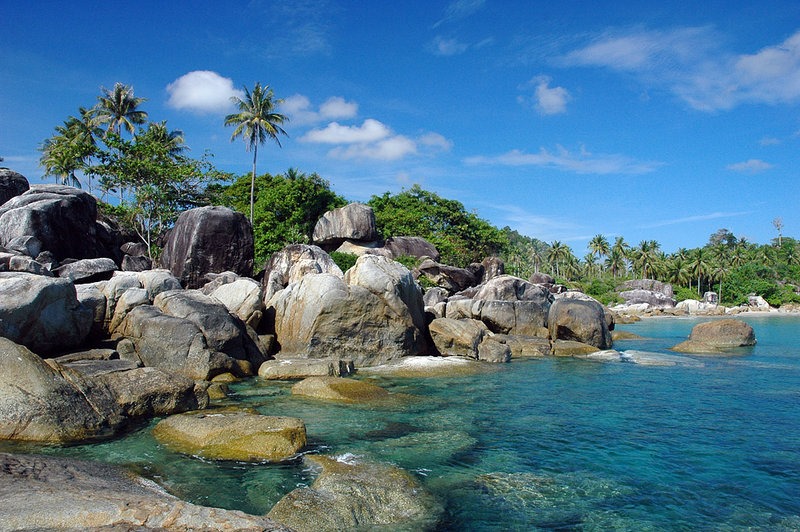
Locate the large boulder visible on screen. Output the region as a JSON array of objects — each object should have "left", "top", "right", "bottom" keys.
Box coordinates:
[
  {"left": 262, "top": 244, "right": 342, "bottom": 303},
  {"left": 0, "top": 338, "right": 123, "bottom": 442},
  {"left": 0, "top": 185, "right": 99, "bottom": 261},
  {"left": 618, "top": 278, "right": 674, "bottom": 297},
  {"left": 312, "top": 202, "right": 378, "bottom": 249},
  {"left": 153, "top": 289, "right": 263, "bottom": 366},
  {"left": 548, "top": 298, "right": 612, "bottom": 349},
  {"left": 0, "top": 272, "right": 92, "bottom": 354},
  {"left": 207, "top": 276, "right": 265, "bottom": 328},
  {"left": 268, "top": 257, "right": 427, "bottom": 366},
  {"left": 0, "top": 168, "right": 29, "bottom": 205},
  {"left": 473, "top": 274, "right": 552, "bottom": 304},
  {"left": 53, "top": 257, "right": 117, "bottom": 283},
  {"left": 428, "top": 317, "right": 488, "bottom": 358},
  {"left": 159, "top": 206, "right": 253, "bottom": 288},
  {"left": 671, "top": 319, "right": 756, "bottom": 353},
  {"left": 153, "top": 410, "right": 307, "bottom": 462},
  {"left": 619, "top": 288, "right": 676, "bottom": 308},
  {"left": 0, "top": 453, "right": 290, "bottom": 531},
  {"left": 268, "top": 454, "right": 443, "bottom": 531},
  {"left": 383, "top": 236, "right": 440, "bottom": 262},
  {"left": 416, "top": 259, "right": 481, "bottom": 293},
  {"left": 114, "top": 305, "right": 236, "bottom": 380}
]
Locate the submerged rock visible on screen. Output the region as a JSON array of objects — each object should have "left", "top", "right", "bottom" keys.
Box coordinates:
[
  {"left": 292, "top": 376, "right": 390, "bottom": 403},
  {"left": 268, "top": 454, "right": 443, "bottom": 531},
  {"left": 153, "top": 410, "right": 307, "bottom": 462},
  {"left": 0, "top": 453, "right": 290, "bottom": 530}
]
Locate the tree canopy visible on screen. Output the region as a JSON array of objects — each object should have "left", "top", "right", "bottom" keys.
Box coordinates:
[
  {"left": 216, "top": 168, "right": 346, "bottom": 266},
  {"left": 367, "top": 184, "right": 508, "bottom": 267}
]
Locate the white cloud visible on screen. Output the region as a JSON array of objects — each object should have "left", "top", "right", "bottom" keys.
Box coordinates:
[
  {"left": 301, "top": 118, "right": 451, "bottom": 161},
  {"left": 759, "top": 137, "right": 781, "bottom": 146},
  {"left": 319, "top": 96, "right": 358, "bottom": 119},
  {"left": 465, "top": 145, "right": 661, "bottom": 175},
  {"left": 301, "top": 119, "right": 390, "bottom": 144},
  {"left": 166, "top": 71, "right": 243, "bottom": 113},
  {"left": 419, "top": 132, "right": 453, "bottom": 151},
  {"left": 520, "top": 76, "right": 570, "bottom": 115},
  {"left": 431, "top": 36, "right": 470, "bottom": 56},
  {"left": 330, "top": 136, "right": 417, "bottom": 161},
  {"left": 561, "top": 27, "right": 800, "bottom": 111},
  {"left": 726, "top": 159, "right": 774, "bottom": 173},
  {"left": 281, "top": 94, "right": 358, "bottom": 125}
]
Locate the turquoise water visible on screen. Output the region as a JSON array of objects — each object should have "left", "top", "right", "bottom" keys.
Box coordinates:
[{"left": 4, "top": 315, "right": 800, "bottom": 530}]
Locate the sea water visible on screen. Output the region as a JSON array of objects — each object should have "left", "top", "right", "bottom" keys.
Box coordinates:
[{"left": 5, "top": 315, "right": 800, "bottom": 530}]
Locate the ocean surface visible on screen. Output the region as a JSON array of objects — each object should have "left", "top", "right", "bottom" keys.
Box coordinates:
[{"left": 5, "top": 315, "right": 800, "bottom": 530}]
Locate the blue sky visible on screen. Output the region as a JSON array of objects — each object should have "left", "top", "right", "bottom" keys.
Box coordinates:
[{"left": 2, "top": 0, "right": 799, "bottom": 256}]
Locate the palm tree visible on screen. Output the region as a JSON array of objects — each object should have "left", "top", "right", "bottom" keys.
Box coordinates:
[
  {"left": 91, "top": 82, "right": 148, "bottom": 137},
  {"left": 39, "top": 109, "right": 99, "bottom": 189},
  {"left": 547, "top": 241, "right": 567, "bottom": 277},
  {"left": 144, "top": 121, "right": 186, "bottom": 156},
  {"left": 689, "top": 248, "right": 710, "bottom": 295},
  {"left": 225, "top": 82, "right": 288, "bottom": 224},
  {"left": 633, "top": 240, "right": 661, "bottom": 279},
  {"left": 588, "top": 234, "right": 610, "bottom": 274}
]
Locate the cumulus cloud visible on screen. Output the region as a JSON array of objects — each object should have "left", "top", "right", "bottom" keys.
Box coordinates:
[
  {"left": 465, "top": 145, "right": 661, "bottom": 175},
  {"left": 726, "top": 159, "right": 774, "bottom": 173},
  {"left": 519, "top": 76, "right": 570, "bottom": 115},
  {"left": 302, "top": 119, "right": 390, "bottom": 144},
  {"left": 561, "top": 27, "right": 800, "bottom": 111},
  {"left": 281, "top": 94, "right": 358, "bottom": 125},
  {"left": 301, "top": 119, "right": 451, "bottom": 161},
  {"left": 166, "top": 71, "right": 243, "bottom": 113}
]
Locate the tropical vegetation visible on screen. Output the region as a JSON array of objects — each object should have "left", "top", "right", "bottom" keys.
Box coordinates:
[{"left": 34, "top": 82, "right": 800, "bottom": 307}]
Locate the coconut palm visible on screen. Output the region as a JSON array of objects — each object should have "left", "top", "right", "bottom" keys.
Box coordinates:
[
  {"left": 588, "top": 234, "right": 610, "bottom": 274},
  {"left": 689, "top": 247, "right": 710, "bottom": 295},
  {"left": 633, "top": 240, "right": 661, "bottom": 279},
  {"left": 225, "top": 82, "right": 288, "bottom": 224},
  {"left": 39, "top": 108, "right": 99, "bottom": 189},
  {"left": 547, "top": 241, "right": 568, "bottom": 277},
  {"left": 144, "top": 121, "right": 186, "bottom": 156},
  {"left": 91, "top": 82, "right": 148, "bottom": 137}
]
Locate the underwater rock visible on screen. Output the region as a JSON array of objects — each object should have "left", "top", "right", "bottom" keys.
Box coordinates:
[
  {"left": 291, "top": 376, "right": 390, "bottom": 403},
  {"left": 153, "top": 410, "right": 306, "bottom": 462}
]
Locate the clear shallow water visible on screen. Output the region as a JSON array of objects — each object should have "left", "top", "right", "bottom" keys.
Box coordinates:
[{"left": 4, "top": 315, "right": 800, "bottom": 530}]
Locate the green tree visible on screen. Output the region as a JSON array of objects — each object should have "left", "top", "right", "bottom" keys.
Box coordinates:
[
  {"left": 588, "top": 233, "right": 610, "bottom": 274},
  {"left": 218, "top": 169, "right": 346, "bottom": 265},
  {"left": 547, "top": 240, "right": 568, "bottom": 278},
  {"left": 225, "top": 82, "right": 288, "bottom": 224},
  {"left": 91, "top": 82, "right": 148, "bottom": 137},
  {"left": 368, "top": 184, "right": 507, "bottom": 267},
  {"left": 688, "top": 247, "right": 711, "bottom": 295},
  {"left": 39, "top": 108, "right": 99, "bottom": 189},
  {"left": 92, "top": 125, "right": 224, "bottom": 258},
  {"left": 632, "top": 239, "right": 661, "bottom": 279}
]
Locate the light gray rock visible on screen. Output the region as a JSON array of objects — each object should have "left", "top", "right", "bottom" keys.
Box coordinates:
[
  {"left": 0, "top": 453, "right": 290, "bottom": 530},
  {"left": 262, "top": 244, "right": 343, "bottom": 302},
  {"left": 5, "top": 235, "right": 41, "bottom": 257},
  {"left": 269, "top": 260, "right": 428, "bottom": 366},
  {"left": 114, "top": 305, "right": 236, "bottom": 380},
  {"left": 0, "top": 338, "right": 123, "bottom": 442},
  {"left": 0, "top": 272, "right": 92, "bottom": 354},
  {"left": 153, "top": 289, "right": 264, "bottom": 368},
  {"left": 429, "top": 317, "right": 488, "bottom": 358},
  {"left": 312, "top": 202, "right": 378, "bottom": 248},
  {"left": 8, "top": 254, "right": 51, "bottom": 275},
  {"left": 209, "top": 277, "right": 264, "bottom": 328},
  {"left": 258, "top": 358, "right": 355, "bottom": 380},
  {"left": 54, "top": 257, "right": 117, "bottom": 283}
]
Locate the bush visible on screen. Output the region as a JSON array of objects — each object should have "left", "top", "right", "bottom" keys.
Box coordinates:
[
  {"left": 329, "top": 251, "right": 358, "bottom": 273},
  {"left": 674, "top": 286, "right": 701, "bottom": 302}
]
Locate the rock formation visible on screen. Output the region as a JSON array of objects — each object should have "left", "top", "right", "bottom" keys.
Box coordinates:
[
  {"left": 312, "top": 202, "right": 379, "bottom": 249},
  {"left": 160, "top": 206, "right": 254, "bottom": 288}
]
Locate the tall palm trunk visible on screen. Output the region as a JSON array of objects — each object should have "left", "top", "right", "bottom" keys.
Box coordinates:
[{"left": 250, "top": 144, "right": 258, "bottom": 225}]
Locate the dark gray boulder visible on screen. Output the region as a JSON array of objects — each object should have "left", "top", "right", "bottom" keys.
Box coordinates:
[
  {"left": 383, "top": 235, "right": 440, "bottom": 262},
  {"left": 0, "top": 168, "right": 29, "bottom": 205},
  {"left": 53, "top": 257, "right": 117, "bottom": 283},
  {"left": 416, "top": 259, "right": 481, "bottom": 294},
  {"left": 159, "top": 206, "right": 253, "bottom": 289},
  {"left": 312, "top": 203, "right": 378, "bottom": 249},
  {"left": 0, "top": 185, "right": 99, "bottom": 261}
]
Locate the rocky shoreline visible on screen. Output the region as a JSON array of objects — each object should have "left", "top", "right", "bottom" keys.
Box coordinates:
[{"left": 0, "top": 171, "right": 781, "bottom": 530}]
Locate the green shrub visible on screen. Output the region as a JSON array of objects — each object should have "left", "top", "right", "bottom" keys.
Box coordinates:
[
  {"left": 674, "top": 286, "right": 701, "bottom": 302},
  {"left": 329, "top": 252, "right": 358, "bottom": 273}
]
